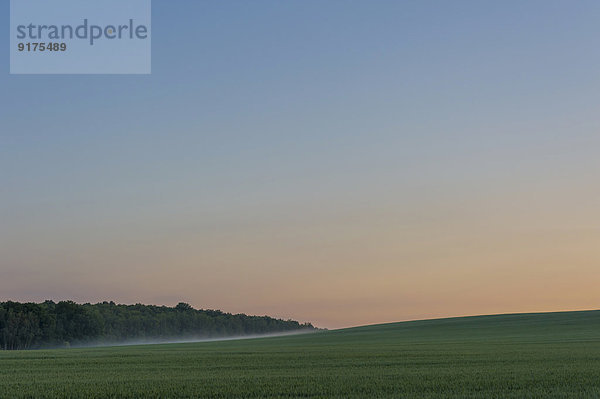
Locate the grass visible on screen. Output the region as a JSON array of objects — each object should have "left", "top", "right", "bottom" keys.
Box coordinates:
[{"left": 1, "top": 310, "right": 600, "bottom": 398}]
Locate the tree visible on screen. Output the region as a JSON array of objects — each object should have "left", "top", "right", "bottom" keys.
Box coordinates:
[{"left": 0, "top": 300, "right": 315, "bottom": 350}]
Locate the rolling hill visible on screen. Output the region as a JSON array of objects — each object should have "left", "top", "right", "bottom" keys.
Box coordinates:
[{"left": 1, "top": 310, "right": 599, "bottom": 398}]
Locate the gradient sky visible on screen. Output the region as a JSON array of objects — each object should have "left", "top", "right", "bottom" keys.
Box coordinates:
[{"left": 1, "top": 1, "right": 599, "bottom": 328}]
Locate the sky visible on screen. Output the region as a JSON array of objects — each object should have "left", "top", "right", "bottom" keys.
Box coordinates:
[{"left": 1, "top": 1, "right": 599, "bottom": 329}]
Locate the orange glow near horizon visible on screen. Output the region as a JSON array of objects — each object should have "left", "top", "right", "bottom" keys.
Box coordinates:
[{"left": 3, "top": 186, "right": 599, "bottom": 329}]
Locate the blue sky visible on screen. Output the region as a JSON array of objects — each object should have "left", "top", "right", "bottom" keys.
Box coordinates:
[{"left": 1, "top": 1, "right": 600, "bottom": 328}]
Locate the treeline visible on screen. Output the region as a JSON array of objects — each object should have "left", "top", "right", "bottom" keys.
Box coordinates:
[{"left": 0, "top": 301, "right": 315, "bottom": 350}]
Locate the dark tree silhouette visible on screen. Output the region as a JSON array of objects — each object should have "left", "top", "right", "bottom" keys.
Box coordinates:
[{"left": 0, "top": 301, "right": 315, "bottom": 350}]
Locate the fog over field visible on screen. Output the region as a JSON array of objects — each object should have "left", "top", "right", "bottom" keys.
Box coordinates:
[
  {"left": 3, "top": 311, "right": 600, "bottom": 398},
  {"left": 2, "top": 1, "right": 600, "bottom": 396},
  {"left": 68, "top": 329, "right": 318, "bottom": 350}
]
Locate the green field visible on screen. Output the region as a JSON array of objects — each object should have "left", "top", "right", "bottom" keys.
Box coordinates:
[{"left": 1, "top": 310, "right": 600, "bottom": 398}]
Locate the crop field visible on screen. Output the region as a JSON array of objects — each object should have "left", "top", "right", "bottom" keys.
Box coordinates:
[{"left": 1, "top": 310, "right": 600, "bottom": 398}]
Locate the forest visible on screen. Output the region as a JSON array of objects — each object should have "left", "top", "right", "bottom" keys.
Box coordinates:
[{"left": 0, "top": 301, "right": 315, "bottom": 350}]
